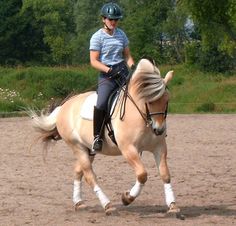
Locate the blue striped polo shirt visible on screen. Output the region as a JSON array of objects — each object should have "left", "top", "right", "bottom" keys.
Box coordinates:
[{"left": 90, "top": 28, "right": 129, "bottom": 66}]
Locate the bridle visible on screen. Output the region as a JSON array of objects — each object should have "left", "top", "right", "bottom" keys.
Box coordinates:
[
  {"left": 145, "top": 102, "right": 168, "bottom": 127},
  {"left": 120, "top": 86, "right": 169, "bottom": 135}
]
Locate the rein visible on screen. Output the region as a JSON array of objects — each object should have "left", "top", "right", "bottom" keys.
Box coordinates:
[
  {"left": 120, "top": 85, "right": 147, "bottom": 123},
  {"left": 120, "top": 85, "right": 168, "bottom": 128}
]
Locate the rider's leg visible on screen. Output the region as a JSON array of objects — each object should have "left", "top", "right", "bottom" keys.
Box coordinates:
[
  {"left": 92, "top": 107, "right": 106, "bottom": 152},
  {"left": 91, "top": 76, "right": 117, "bottom": 153}
]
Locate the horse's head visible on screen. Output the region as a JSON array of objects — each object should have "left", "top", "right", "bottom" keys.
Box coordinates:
[{"left": 130, "top": 58, "right": 174, "bottom": 136}]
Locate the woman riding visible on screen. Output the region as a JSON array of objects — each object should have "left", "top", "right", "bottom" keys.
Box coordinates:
[{"left": 89, "top": 2, "right": 135, "bottom": 154}]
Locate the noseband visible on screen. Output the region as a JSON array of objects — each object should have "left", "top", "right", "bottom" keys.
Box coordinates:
[{"left": 145, "top": 102, "right": 168, "bottom": 127}]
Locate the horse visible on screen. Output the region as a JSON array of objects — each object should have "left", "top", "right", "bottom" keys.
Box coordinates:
[{"left": 29, "top": 58, "right": 180, "bottom": 216}]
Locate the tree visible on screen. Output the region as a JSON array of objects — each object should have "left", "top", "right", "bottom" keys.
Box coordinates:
[
  {"left": 0, "top": 0, "right": 47, "bottom": 65},
  {"left": 162, "top": 3, "right": 190, "bottom": 63},
  {"left": 182, "top": 0, "right": 236, "bottom": 71},
  {"left": 120, "top": 0, "right": 189, "bottom": 64},
  {"left": 22, "top": 0, "right": 76, "bottom": 64},
  {"left": 72, "top": 0, "right": 104, "bottom": 64}
]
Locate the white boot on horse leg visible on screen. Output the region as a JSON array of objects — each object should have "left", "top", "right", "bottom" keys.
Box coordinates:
[
  {"left": 164, "top": 183, "right": 180, "bottom": 213},
  {"left": 73, "top": 160, "right": 88, "bottom": 211},
  {"left": 120, "top": 145, "right": 147, "bottom": 206},
  {"left": 161, "top": 169, "right": 180, "bottom": 213},
  {"left": 153, "top": 145, "right": 180, "bottom": 213},
  {"left": 93, "top": 185, "right": 117, "bottom": 215},
  {"left": 122, "top": 180, "right": 144, "bottom": 205},
  {"left": 73, "top": 180, "right": 87, "bottom": 211}
]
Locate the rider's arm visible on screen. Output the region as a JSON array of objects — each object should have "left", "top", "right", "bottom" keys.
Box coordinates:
[
  {"left": 90, "top": 50, "right": 111, "bottom": 73},
  {"left": 123, "top": 47, "right": 135, "bottom": 68}
]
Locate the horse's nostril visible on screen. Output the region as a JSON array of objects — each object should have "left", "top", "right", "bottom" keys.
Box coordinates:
[{"left": 154, "top": 126, "right": 165, "bottom": 136}]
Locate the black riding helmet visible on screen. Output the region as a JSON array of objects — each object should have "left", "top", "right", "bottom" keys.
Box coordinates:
[{"left": 101, "top": 2, "right": 123, "bottom": 20}]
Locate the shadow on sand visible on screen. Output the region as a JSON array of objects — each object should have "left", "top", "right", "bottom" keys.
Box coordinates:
[{"left": 111, "top": 203, "right": 236, "bottom": 219}]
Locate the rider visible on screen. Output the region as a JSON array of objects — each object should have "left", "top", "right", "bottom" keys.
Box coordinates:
[{"left": 89, "top": 2, "right": 135, "bottom": 154}]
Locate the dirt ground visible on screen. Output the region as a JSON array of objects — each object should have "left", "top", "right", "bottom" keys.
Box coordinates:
[{"left": 0, "top": 114, "right": 236, "bottom": 226}]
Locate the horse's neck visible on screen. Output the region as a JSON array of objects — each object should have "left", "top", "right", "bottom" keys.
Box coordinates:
[
  {"left": 128, "top": 81, "right": 146, "bottom": 108},
  {"left": 115, "top": 84, "right": 146, "bottom": 120}
]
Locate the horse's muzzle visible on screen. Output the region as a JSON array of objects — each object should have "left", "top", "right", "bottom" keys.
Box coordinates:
[{"left": 153, "top": 125, "right": 166, "bottom": 136}]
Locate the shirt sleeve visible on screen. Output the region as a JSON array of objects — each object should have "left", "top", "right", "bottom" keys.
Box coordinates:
[
  {"left": 89, "top": 32, "right": 101, "bottom": 51},
  {"left": 121, "top": 30, "right": 129, "bottom": 48}
]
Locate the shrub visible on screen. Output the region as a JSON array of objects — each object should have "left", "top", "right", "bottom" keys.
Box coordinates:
[
  {"left": 185, "top": 42, "right": 235, "bottom": 72},
  {"left": 185, "top": 41, "right": 201, "bottom": 65},
  {"left": 196, "top": 102, "right": 216, "bottom": 112}
]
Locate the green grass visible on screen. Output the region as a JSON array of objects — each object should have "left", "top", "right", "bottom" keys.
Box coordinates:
[
  {"left": 161, "top": 64, "right": 236, "bottom": 113},
  {"left": 0, "top": 64, "right": 235, "bottom": 116},
  {"left": 0, "top": 65, "right": 97, "bottom": 115}
]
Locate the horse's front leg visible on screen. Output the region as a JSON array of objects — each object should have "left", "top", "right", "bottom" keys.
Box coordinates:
[
  {"left": 121, "top": 145, "right": 147, "bottom": 205},
  {"left": 153, "top": 140, "right": 180, "bottom": 213}
]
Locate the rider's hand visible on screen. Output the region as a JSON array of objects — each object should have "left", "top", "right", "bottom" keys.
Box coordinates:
[{"left": 106, "top": 65, "right": 122, "bottom": 78}]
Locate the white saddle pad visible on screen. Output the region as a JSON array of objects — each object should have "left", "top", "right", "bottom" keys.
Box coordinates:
[
  {"left": 80, "top": 93, "right": 97, "bottom": 120},
  {"left": 80, "top": 92, "right": 119, "bottom": 121}
]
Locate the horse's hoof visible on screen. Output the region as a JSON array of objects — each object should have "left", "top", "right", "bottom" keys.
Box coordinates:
[
  {"left": 104, "top": 203, "right": 118, "bottom": 216},
  {"left": 121, "top": 191, "right": 135, "bottom": 206},
  {"left": 74, "top": 201, "right": 88, "bottom": 211},
  {"left": 167, "top": 203, "right": 185, "bottom": 220},
  {"left": 168, "top": 202, "right": 180, "bottom": 213}
]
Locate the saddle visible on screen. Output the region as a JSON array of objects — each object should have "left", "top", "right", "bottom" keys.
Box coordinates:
[{"left": 80, "top": 89, "right": 121, "bottom": 145}]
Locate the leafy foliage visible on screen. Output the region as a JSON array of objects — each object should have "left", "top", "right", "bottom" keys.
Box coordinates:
[
  {"left": 183, "top": 0, "right": 236, "bottom": 71},
  {"left": 21, "top": 0, "right": 76, "bottom": 64},
  {"left": 0, "top": 0, "right": 48, "bottom": 65},
  {"left": 0, "top": 0, "right": 235, "bottom": 72}
]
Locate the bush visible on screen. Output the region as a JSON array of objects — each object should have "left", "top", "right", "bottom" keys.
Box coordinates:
[
  {"left": 185, "top": 41, "right": 201, "bottom": 65},
  {"left": 196, "top": 102, "right": 216, "bottom": 112},
  {"left": 0, "top": 66, "right": 98, "bottom": 113},
  {"left": 185, "top": 42, "right": 235, "bottom": 72},
  {"left": 0, "top": 99, "right": 27, "bottom": 112},
  {"left": 198, "top": 47, "right": 235, "bottom": 72}
]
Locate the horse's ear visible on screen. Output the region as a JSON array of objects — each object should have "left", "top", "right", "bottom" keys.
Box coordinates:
[
  {"left": 164, "top": 70, "right": 174, "bottom": 85},
  {"left": 141, "top": 55, "right": 157, "bottom": 66},
  {"left": 135, "top": 58, "right": 154, "bottom": 74}
]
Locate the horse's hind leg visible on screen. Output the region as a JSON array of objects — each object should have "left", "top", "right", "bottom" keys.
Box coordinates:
[
  {"left": 72, "top": 146, "right": 115, "bottom": 215},
  {"left": 73, "top": 159, "right": 88, "bottom": 210},
  {"left": 153, "top": 141, "right": 180, "bottom": 213},
  {"left": 73, "top": 155, "right": 97, "bottom": 210}
]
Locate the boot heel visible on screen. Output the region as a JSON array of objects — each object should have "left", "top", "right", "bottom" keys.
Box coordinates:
[{"left": 92, "top": 136, "right": 103, "bottom": 151}]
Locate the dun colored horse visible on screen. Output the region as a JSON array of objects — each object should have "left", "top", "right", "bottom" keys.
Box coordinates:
[{"left": 30, "top": 58, "right": 180, "bottom": 215}]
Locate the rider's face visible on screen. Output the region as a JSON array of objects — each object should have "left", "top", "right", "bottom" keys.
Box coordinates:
[{"left": 103, "top": 17, "right": 119, "bottom": 30}]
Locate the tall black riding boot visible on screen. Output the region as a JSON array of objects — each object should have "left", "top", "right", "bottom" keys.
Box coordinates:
[{"left": 91, "top": 107, "right": 106, "bottom": 154}]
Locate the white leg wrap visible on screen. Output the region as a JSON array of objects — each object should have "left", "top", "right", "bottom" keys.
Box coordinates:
[
  {"left": 164, "top": 183, "right": 175, "bottom": 207},
  {"left": 94, "top": 185, "right": 110, "bottom": 209},
  {"left": 73, "top": 180, "right": 83, "bottom": 205},
  {"left": 129, "top": 181, "right": 144, "bottom": 198}
]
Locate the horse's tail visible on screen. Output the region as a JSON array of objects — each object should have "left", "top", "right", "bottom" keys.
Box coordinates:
[{"left": 29, "top": 106, "right": 62, "bottom": 154}]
